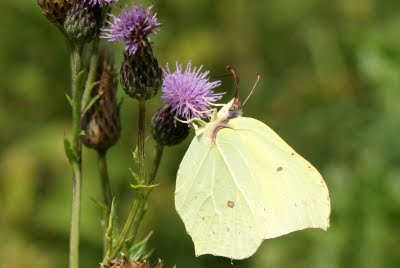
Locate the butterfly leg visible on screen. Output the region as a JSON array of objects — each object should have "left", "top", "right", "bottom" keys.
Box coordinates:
[{"left": 175, "top": 117, "right": 209, "bottom": 136}]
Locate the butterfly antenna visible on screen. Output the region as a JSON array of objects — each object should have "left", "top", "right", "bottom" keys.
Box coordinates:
[
  {"left": 227, "top": 66, "right": 240, "bottom": 99},
  {"left": 211, "top": 73, "right": 232, "bottom": 79},
  {"left": 242, "top": 73, "right": 261, "bottom": 106}
]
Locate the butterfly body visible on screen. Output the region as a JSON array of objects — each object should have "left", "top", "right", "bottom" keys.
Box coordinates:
[{"left": 175, "top": 99, "right": 330, "bottom": 260}]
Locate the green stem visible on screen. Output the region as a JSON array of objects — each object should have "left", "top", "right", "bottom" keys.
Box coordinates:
[
  {"left": 101, "top": 101, "right": 148, "bottom": 265},
  {"left": 138, "top": 101, "right": 147, "bottom": 184},
  {"left": 150, "top": 144, "right": 164, "bottom": 184},
  {"left": 81, "top": 39, "right": 100, "bottom": 113},
  {"left": 98, "top": 150, "right": 113, "bottom": 256},
  {"left": 103, "top": 194, "right": 143, "bottom": 265},
  {"left": 129, "top": 144, "right": 164, "bottom": 244},
  {"left": 69, "top": 45, "right": 83, "bottom": 268}
]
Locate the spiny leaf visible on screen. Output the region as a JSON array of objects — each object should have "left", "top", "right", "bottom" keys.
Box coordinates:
[
  {"left": 130, "top": 183, "right": 159, "bottom": 190},
  {"left": 105, "top": 199, "right": 120, "bottom": 254},
  {"left": 132, "top": 147, "right": 139, "bottom": 165},
  {"left": 127, "top": 231, "right": 154, "bottom": 261},
  {"left": 129, "top": 168, "right": 140, "bottom": 183}
]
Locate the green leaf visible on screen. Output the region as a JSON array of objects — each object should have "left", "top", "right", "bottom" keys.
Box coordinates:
[
  {"left": 129, "top": 168, "right": 140, "bottom": 183},
  {"left": 81, "top": 91, "right": 103, "bottom": 116},
  {"left": 65, "top": 93, "right": 73, "bottom": 107},
  {"left": 76, "top": 69, "right": 86, "bottom": 81},
  {"left": 64, "top": 137, "right": 78, "bottom": 164},
  {"left": 130, "top": 183, "right": 159, "bottom": 190},
  {"left": 127, "top": 231, "right": 154, "bottom": 261},
  {"left": 132, "top": 147, "right": 139, "bottom": 165},
  {"left": 105, "top": 199, "right": 120, "bottom": 253}
]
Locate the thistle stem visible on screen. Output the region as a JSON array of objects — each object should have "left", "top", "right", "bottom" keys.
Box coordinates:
[
  {"left": 150, "top": 144, "right": 164, "bottom": 184},
  {"left": 103, "top": 192, "right": 143, "bottom": 265},
  {"left": 81, "top": 39, "right": 100, "bottom": 113},
  {"left": 101, "top": 101, "right": 148, "bottom": 265},
  {"left": 129, "top": 144, "right": 164, "bottom": 245},
  {"left": 98, "top": 150, "right": 113, "bottom": 256},
  {"left": 69, "top": 45, "right": 83, "bottom": 268},
  {"left": 138, "top": 101, "right": 147, "bottom": 184}
]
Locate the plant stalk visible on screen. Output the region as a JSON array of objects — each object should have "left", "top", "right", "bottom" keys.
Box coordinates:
[
  {"left": 150, "top": 144, "right": 164, "bottom": 184},
  {"left": 98, "top": 150, "right": 113, "bottom": 256},
  {"left": 103, "top": 193, "right": 143, "bottom": 265},
  {"left": 81, "top": 39, "right": 100, "bottom": 113},
  {"left": 69, "top": 45, "right": 83, "bottom": 268},
  {"left": 138, "top": 101, "right": 147, "bottom": 184},
  {"left": 102, "top": 101, "right": 148, "bottom": 265},
  {"left": 129, "top": 144, "right": 164, "bottom": 244}
]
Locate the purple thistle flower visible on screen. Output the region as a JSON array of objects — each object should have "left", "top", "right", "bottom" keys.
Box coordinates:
[
  {"left": 161, "top": 62, "right": 224, "bottom": 121},
  {"left": 83, "top": 0, "right": 117, "bottom": 7},
  {"left": 101, "top": 4, "right": 161, "bottom": 55}
]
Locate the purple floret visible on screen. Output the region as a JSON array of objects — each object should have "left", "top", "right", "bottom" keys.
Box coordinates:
[
  {"left": 101, "top": 4, "right": 161, "bottom": 55},
  {"left": 84, "top": 0, "right": 117, "bottom": 7},
  {"left": 161, "top": 62, "right": 224, "bottom": 121}
]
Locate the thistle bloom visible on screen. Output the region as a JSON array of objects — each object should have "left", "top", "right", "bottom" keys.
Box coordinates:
[
  {"left": 102, "top": 4, "right": 161, "bottom": 55},
  {"left": 161, "top": 62, "right": 224, "bottom": 120},
  {"left": 84, "top": 0, "right": 116, "bottom": 7}
]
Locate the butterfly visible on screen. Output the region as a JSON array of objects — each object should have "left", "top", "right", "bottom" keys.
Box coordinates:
[{"left": 174, "top": 68, "right": 330, "bottom": 260}]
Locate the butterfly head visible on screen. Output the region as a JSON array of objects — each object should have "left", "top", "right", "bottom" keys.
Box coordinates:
[
  {"left": 223, "top": 66, "right": 260, "bottom": 120},
  {"left": 228, "top": 97, "right": 243, "bottom": 119}
]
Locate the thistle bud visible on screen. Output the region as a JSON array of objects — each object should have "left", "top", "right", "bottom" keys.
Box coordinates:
[
  {"left": 120, "top": 46, "right": 162, "bottom": 100},
  {"left": 64, "top": 1, "right": 102, "bottom": 44},
  {"left": 37, "top": 0, "right": 76, "bottom": 24},
  {"left": 151, "top": 106, "right": 189, "bottom": 146},
  {"left": 82, "top": 48, "right": 121, "bottom": 152}
]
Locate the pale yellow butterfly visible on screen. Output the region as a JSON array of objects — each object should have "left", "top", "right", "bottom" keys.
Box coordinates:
[{"left": 175, "top": 72, "right": 330, "bottom": 260}]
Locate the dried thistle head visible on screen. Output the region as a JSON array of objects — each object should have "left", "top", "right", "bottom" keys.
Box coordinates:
[
  {"left": 37, "top": 0, "right": 76, "bottom": 24},
  {"left": 106, "top": 257, "right": 163, "bottom": 268},
  {"left": 82, "top": 47, "right": 121, "bottom": 153}
]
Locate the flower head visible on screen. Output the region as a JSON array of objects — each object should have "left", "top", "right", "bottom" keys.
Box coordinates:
[
  {"left": 83, "top": 0, "right": 116, "bottom": 7},
  {"left": 102, "top": 4, "right": 161, "bottom": 55},
  {"left": 161, "top": 62, "right": 224, "bottom": 120}
]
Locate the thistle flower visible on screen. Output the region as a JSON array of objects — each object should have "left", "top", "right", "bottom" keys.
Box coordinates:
[
  {"left": 161, "top": 62, "right": 224, "bottom": 120},
  {"left": 84, "top": 0, "right": 116, "bottom": 7},
  {"left": 102, "top": 4, "right": 161, "bottom": 55}
]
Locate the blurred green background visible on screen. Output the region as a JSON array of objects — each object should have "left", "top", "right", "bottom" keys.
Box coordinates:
[{"left": 1, "top": 0, "right": 400, "bottom": 267}]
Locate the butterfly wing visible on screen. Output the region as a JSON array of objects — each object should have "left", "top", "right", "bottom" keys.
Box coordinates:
[
  {"left": 175, "top": 117, "right": 330, "bottom": 260},
  {"left": 223, "top": 117, "right": 330, "bottom": 239},
  {"left": 175, "top": 133, "right": 266, "bottom": 259}
]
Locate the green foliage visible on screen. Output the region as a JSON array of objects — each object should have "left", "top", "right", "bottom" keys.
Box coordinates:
[
  {"left": 105, "top": 200, "right": 120, "bottom": 256},
  {"left": 64, "top": 136, "right": 79, "bottom": 163},
  {"left": 0, "top": 0, "right": 399, "bottom": 267}
]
